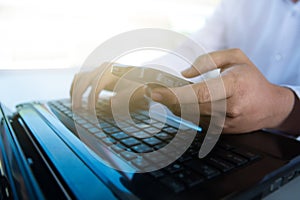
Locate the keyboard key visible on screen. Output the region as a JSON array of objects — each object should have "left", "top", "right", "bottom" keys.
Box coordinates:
[
  {"left": 73, "top": 115, "right": 84, "bottom": 121},
  {"left": 88, "top": 127, "right": 101, "bottom": 134},
  {"left": 215, "top": 149, "right": 248, "bottom": 166},
  {"left": 137, "top": 110, "right": 150, "bottom": 116},
  {"left": 186, "top": 148, "right": 199, "bottom": 157},
  {"left": 111, "top": 143, "right": 125, "bottom": 153},
  {"left": 120, "top": 151, "right": 137, "bottom": 160},
  {"left": 131, "top": 131, "right": 151, "bottom": 138},
  {"left": 186, "top": 160, "right": 220, "bottom": 179},
  {"left": 143, "top": 138, "right": 162, "bottom": 146},
  {"left": 99, "top": 122, "right": 112, "bottom": 129},
  {"left": 153, "top": 143, "right": 167, "bottom": 150},
  {"left": 95, "top": 132, "right": 106, "bottom": 139},
  {"left": 103, "top": 118, "right": 115, "bottom": 124},
  {"left": 131, "top": 157, "right": 150, "bottom": 169},
  {"left": 123, "top": 127, "right": 139, "bottom": 133},
  {"left": 121, "top": 138, "right": 141, "bottom": 147},
  {"left": 132, "top": 144, "right": 152, "bottom": 153},
  {"left": 155, "top": 132, "right": 172, "bottom": 141},
  {"left": 165, "top": 163, "right": 184, "bottom": 174},
  {"left": 135, "top": 123, "right": 151, "bottom": 129},
  {"left": 232, "top": 148, "right": 261, "bottom": 161},
  {"left": 59, "top": 107, "right": 68, "bottom": 113},
  {"left": 163, "top": 127, "right": 177, "bottom": 134},
  {"left": 149, "top": 170, "right": 165, "bottom": 178},
  {"left": 142, "top": 119, "right": 151, "bottom": 124},
  {"left": 159, "top": 176, "right": 185, "bottom": 193},
  {"left": 115, "top": 121, "right": 130, "bottom": 128},
  {"left": 84, "top": 116, "right": 98, "bottom": 124},
  {"left": 218, "top": 143, "right": 235, "bottom": 150},
  {"left": 111, "top": 132, "right": 129, "bottom": 140},
  {"left": 130, "top": 113, "right": 141, "bottom": 118},
  {"left": 103, "top": 127, "right": 120, "bottom": 134},
  {"left": 101, "top": 137, "right": 116, "bottom": 145},
  {"left": 174, "top": 170, "right": 204, "bottom": 188},
  {"left": 75, "top": 119, "right": 86, "bottom": 125},
  {"left": 206, "top": 157, "right": 234, "bottom": 172},
  {"left": 82, "top": 123, "right": 94, "bottom": 129},
  {"left": 134, "top": 115, "right": 149, "bottom": 121},
  {"left": 66, "top": 112, "right": 73, "bottom": 117},
  {"left": 144, "top": 127, "right": 160, "bottom": 134},
  {"left": 144, "top": 152, "right": 167, "bottom": 163},
  {"left": 152, "top": 123, "right": 165, "bottom": 129},
  {"left": 178, "top": 155, "right": 192, "bottom": 163},
  {"left": 115, "top": 143, "right": 128, "bottom": 150}
]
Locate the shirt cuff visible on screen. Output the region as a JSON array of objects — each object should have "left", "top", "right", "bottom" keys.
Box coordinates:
[{"left": 281, "top": 85, "right": 300, "bottom": 99}]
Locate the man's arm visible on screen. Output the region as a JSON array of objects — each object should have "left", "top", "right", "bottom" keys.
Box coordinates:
[{"left": 150, "top": 49, "right": 299, "bottom": 135}]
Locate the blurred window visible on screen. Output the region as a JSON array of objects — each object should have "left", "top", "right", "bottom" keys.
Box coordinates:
[{"left": 0, "top": 0, "right": 220, "bottom": 69}]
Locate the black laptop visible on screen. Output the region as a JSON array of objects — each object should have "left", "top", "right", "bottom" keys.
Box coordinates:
[{"left": 1, "top": 95, "right": 300, "bottom": 200}]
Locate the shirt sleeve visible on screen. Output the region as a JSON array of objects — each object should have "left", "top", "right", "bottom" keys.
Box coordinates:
[
  {"left": 190, "top": 0, "right": 229, "bottom": 52},
  {"left": 143, "top": 0, "right": 229, "bottom": 82},
  {"left": 282, "top": 85, "right": 300, "bottom": 99}
]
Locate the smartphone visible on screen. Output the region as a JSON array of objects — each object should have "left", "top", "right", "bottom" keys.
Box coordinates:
[{"left": 111, "top": 64, "right": 192, "bottom": 88}]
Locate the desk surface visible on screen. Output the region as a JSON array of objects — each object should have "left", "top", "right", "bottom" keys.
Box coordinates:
[
  {"left": 0, "top": 68, "right": 77, "bottom": 110},
  {"left": 0, "top": 69, "right": 299, "bottom": 199}
]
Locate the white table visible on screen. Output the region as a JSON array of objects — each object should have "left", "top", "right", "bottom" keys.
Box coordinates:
[
  {"left": 0, "top": 68, "right": 77, "bottom": 110},
  {"left": 0, "top": 69, "right": 299, "bottom": 199}
]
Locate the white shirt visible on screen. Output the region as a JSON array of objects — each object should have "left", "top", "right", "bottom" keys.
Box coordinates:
[{"left": 150, "top": 0, "right": 300, "bottom": 98}]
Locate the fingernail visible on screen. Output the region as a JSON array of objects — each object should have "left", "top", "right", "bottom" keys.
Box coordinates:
[
  {"left": 181, "top": 68, "right": 190, "bottom": 76},
  {"left": 151, "top": 92, "right": 163, "bottom": 101}
]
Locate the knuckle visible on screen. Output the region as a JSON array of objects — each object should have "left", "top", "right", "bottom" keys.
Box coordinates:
[
  {"left": 230, "top": 48, "right": 242, "bottom": 55},
  {"left": 223, "top": 119, "right": 237, "bottom": 133},
  {"left": 226, "top": 106, "right": 240, "bottom": 118},
  {"left": 195, "top": 84, "right": 211, "bottom": 103},
  {"left": 171, "top": 104, "right": 181, "bottom": 116},
  {"left": 168, "top": 88, "right": 179, "bottom": 105},
  {"left": 194, "top": 54, "right": 210, "bottom": 72},
  {"left": 230, "top": 48, "right": 248, "bottom": 60}
]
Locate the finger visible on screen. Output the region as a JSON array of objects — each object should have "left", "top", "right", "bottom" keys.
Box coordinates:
[
  {"left": 88, "top": 75, "right": 121, "bottom": 110},
  {"left": 70, "top": 73, "right": 88, "bottom": 99},
  {"left": 163, "top": 102, "right": 210, "bottom": 117},
  {"left": 182, "top": 48, "right": 249, "bottom": 78},
  {"left": 112, "top": 86, "right": 149, "bottom": 111},
  {"left": 159, "top": 100, "right": 225, "bottom": 119},
  {"left": 72, "top": 72, "right": 94, "bottom": 108},
  {"left": 222, "top": 117, "right": 254, "bottom": 134},
  {"left": 88, "top": 78, "right": 102, "bottom": 110},
  {"left": 87, "top": 63, "right": 113, "bottom": 109},
  {"left": 70, "top": 73, "right": 78, "bottom": 98},
  {"left": 151, "top": 72, "right": 234, "bottom": 104}
]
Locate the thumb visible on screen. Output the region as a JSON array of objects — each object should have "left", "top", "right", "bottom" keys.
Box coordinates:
[
  {"left": 150, "top": 87, "right": 179, "bottom": 105},
  {"left": 181, "top": 67, "right": 196, "bottom": 78}
]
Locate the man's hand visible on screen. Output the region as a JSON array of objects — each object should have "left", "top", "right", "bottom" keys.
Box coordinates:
[
  {"left": 150, "top": 49, "right": 295, "bottom": 133},
  {"left": 70, "top": 62, "right": 119, "bottom": 108},
  {"left": 70, "top": 62, "right": 148, "bottom": 110}
]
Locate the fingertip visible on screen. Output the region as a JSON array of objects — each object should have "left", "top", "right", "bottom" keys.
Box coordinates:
[
  {"left": 72, "top": 99, "right": 81, "bottom": 109},
  {"left": 181, "top": 68, "right": 192, "bottom": 78},
  {"left": 151, "top": 92, "right": 163, "bottom": 102},
  {"left": 87, "top": 94, "right": 95, "bottom": 110}
]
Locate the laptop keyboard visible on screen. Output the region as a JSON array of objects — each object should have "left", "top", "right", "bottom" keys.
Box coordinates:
[{"left": 48, "top": 99, "right": 261, "bottom": 193}]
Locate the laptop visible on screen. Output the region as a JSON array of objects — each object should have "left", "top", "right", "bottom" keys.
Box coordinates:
[{"left": 1, "top": 94, "right": 300, "bottom": 199}]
